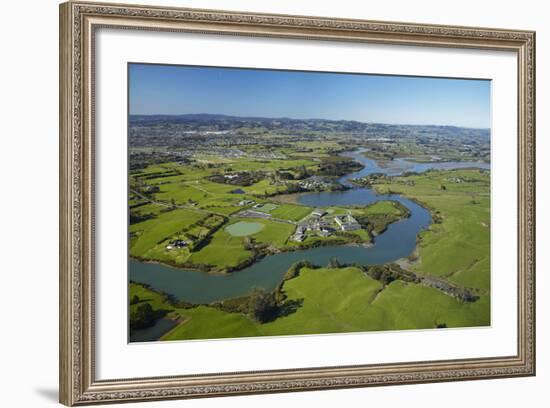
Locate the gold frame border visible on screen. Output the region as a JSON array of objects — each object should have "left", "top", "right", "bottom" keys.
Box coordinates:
[{"left": 59, "top": 1, "right": 536, "bottom": 405}]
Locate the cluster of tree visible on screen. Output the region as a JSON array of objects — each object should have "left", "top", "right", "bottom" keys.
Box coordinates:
[
  {"left": 420, "top": 275, "right": 479, "bottom": 303},
  {"left": 295, "top": 165, "right": 310, "bottom": 180},
  {"left": 133, "top": 169, "right": 181, "bottom": 181},
  {"left": 248, "top": 289, "right": 280, "bottom": 323},
  {"left": 365, "top": 147, "right": 397, "bottom": 161},
  {"left": 130, "top": 303, "right": 164, "bottom": 330},
  {"left": 209, "top": 288, "right": 278, "bottom": 323},
  {"left": 131, "top": 184, "right": 160, "bottom": 198},
  {"left": 129, "top": 282, "right": 199, "bottom": 331},
  {"left": 129, "top": 200, "right": 147, "bottom": 210},
  {"left": 262, "top": 183, "right": 304, "bottom": 198},
  {"left": 274, "top": 170, "right": 296, "bottom": 180},
  {"left": 209, "top": 261, "right": 324, "bottom": 322},
  {"left": 181, "top": 214, "right": 228, "bottom": 252},
  {"left": 363, "top": 264, "right": 420, "bottom": 286},
  {"left": 350, "top": 201, "right": 410, "bottom": 235},
  {"left": 355, "top": 214, "right": 398, "bottom": 236},
  {"left": 211, "top": 286, "right": 305, "bottom": 324},
  {"left": 129, "top": 151, "right": 189, "bottom": 170},
  {"left": 197, "top": 214, "right": 226, "bottom": 229},
  {"left": 314, "top": 156, "right": 363, "bottom": 177},
  {"left": 129, "top": 211, "right": 155, "bottom": 225},
  {"left": 208, "top": 171, "right": 263, "bottom": 186},
  {"left": 432, "top": 210, "right": 444, "bottom": 224}
]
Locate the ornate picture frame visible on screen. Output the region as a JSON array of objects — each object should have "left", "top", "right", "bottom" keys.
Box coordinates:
[{"left": 59, "top": 1, "right": 535, "bottom": 405}]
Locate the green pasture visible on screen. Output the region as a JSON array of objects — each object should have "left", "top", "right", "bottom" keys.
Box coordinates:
[
  {"left": 159, "top": 265, "right": 489, "bottom": 341},
  {"left": 270, "top": 204, "right": 312, "bottom": 221},
  {"left": 248, "top": 219, "right": 294, "bottom": 247},
  {"left": 372, "top": 280, "right": 490, "bottom": 329},
  {"left": 228, "top": 157, "right": 318, "bottom": 172},
  {"left": 162, "top": 306, "right": 261, "bottom": 340},
  {"left": 358, "top": 200, "right": 405, "bottom": 217},
  {"left": 223, "top": 217, "right": 294, "bottom": 246},
  {"left": 129, "top": 203, "right": 166, "bottom": 217},
  {"left": 187, "top": 229, "right": 252, "bottom": 270},
  {"left": 150, "top": 179, "right": 246, "bottom": 215},
  {"left": 241, "top": 179, "right": 288, "bottom": 196},
  {"left": 327, "top": 201, "right": 405, "bottom": 218},
  {"left": 128, "top": 160, "right": 491, "bottom": 341},
  {"left": 200, "top": 206, "right": 242, "bottom": 215},
  {"left": 129, "top": 208, "right": 204, "bottom": 258},
  {"left": 373, "top": 169, "right": 490, "bottom": 291},
  {"left": 129, "top": 283, "right": 184, "bottom": 322}
]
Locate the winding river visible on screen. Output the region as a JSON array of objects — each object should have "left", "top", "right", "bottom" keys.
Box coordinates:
[{"left": 129, "top": 150, "right": 489, "bottom": 304}]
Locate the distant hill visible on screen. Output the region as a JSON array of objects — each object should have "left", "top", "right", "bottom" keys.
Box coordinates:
[
  {"left": 129, "top": 113, "right": 360, "bottom": 124},
  {"left": 129, "top": 113, "right": 489, "bottom": 134}
]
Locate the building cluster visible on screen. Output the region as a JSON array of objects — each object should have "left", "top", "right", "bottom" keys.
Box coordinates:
[
  {"left": 248, "top": 151, "right": 287, "bottom": 160},
  {"left": 334, "top": 214, "right": 361, "bottom": 231},
  {"left": 211, "top": 147, "right": 245, "bottom": 157},
  {"left": 236, "top": 209, "right": 272, "bottom": 220},
  {"left": 298, "top": 176, "right": 332, "bottom": 191},
  {"left": 165, "top": 239, "right": 188, "bottom": 250},
  {"left": 291, "top": 209, "right": 363, "bottom": 242},
  {"left": 445, "top": 176, "right": 465, "bottom": 183},
  {"left": 291, "top": 226, "right": 306, "bottom": 242},
  {"left": 238, "top": 199, "right": 255, "bottom": 206}
]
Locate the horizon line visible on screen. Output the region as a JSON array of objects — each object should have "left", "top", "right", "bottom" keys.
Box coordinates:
[{"left": 128, "top": 112, "right": 490, "bottom": 130}]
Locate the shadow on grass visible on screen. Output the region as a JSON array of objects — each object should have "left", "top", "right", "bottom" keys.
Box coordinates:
[
  {"left": 278, "top": 298, "right": 304, "bottom": 318},
  {"left": 254, "top": 298, "right": 304, "bottom": 324}
]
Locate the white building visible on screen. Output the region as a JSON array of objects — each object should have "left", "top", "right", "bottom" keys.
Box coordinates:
[
  {"left": 335, "top": 215, "right": 361, "bottom": 231},
  {"left": 312, "top": 209, "right": 327, "bottom": 217}
]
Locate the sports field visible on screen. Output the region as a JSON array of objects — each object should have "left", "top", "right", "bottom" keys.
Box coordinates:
[
  {"left": 253, "top": 203, "right": 279, "bottom": 213},
  {"left": 225, "top": 221, "right": 265, "bottom": 237}
]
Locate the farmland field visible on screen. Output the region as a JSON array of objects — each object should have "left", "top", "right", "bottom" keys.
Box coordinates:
[
  {"left": 130, "top": 264, "right": 489, "bottom": 342},
  {"left": 127, "top": 63, "right": 491, "bottom": 343},
  {"left": 270, "top": 204, "right": 312, "bottom": 221},
  {"left": 130, "top": 208, "right": 204, "bottom": 258},
  {"left": 371, "top": 169, "right": 491, "bottom": 291},
  {"left": 129, "top": 163, "right": 491, "bottom": 341},
  {"left": 187, "top": 228, "right": 252, "bottom": 271}
]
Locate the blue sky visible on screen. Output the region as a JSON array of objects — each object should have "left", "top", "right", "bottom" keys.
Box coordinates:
[{"left": 129, "top": 63, "right": 491, "bottom": 128}]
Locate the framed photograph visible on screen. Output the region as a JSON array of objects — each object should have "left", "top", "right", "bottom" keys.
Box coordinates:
[{"left": 59, "top": 1, "right": 536, "bottom": 405}]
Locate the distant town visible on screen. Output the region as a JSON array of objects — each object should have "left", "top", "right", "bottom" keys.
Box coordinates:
[{"left": 129, "top": 114, "right": 490, "bottom": 171}]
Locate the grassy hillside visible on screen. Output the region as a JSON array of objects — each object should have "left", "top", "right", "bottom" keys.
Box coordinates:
[
  {"left": 372, "top": 169, "right": 490, "bottom": 291},
  {"left": 141, "top": 265, "right": 490, "bottom": 342}
]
